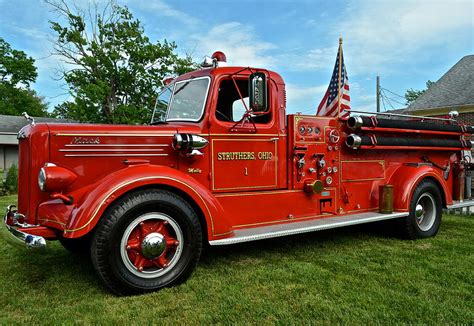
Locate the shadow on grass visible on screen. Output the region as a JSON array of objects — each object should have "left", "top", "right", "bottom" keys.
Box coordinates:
[
  {"left": 2, "top": 219, "right": 400, "bottom": 294},
  {"left": 4, "top": 244, "right": 110, "bottom": 295},
  {"left": 201, "top": 220, "right": 401, "bottom": 263}
]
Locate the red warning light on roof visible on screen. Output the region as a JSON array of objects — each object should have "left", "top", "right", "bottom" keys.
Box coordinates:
[{"left": 211, "top": 51, "right": 227, "bottom": 63}]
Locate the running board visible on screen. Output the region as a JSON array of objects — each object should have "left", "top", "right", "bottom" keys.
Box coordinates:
[
  {"left": 447, "top": 199, "right": 474, "bottom": 209},
  {"left": 209, "top": 211, "right": 409, "bottom": 246}
]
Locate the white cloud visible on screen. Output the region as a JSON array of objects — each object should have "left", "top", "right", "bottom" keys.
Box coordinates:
[
  {"left": 130, "top": 0, "right": 200, "bottom": 27},
  {"left": 192, "top": 22, "right": 277, "bottom": 68},
  {"left": 285, "top": 83, "right": 327, "bottom": 113},
  {"left": 337, "top": 0, "right": 473, "bottom": 74},
  {"left": 286, "top": 83, "right": 327, "bottom": 102},
  {"left": 279, "top": 46, "right": 337, "bottom": 72}
]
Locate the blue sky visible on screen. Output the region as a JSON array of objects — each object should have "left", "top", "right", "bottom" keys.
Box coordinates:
[{"left": 0, "top": 0, "right": 472, "bottom": 114}]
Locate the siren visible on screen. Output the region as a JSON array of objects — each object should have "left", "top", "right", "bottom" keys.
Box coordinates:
[
  {"left": 162, "top": 76, "right": 175, "bottom": 86},
  {"left": 201, "top": 51, "right": 227, "bottom": 68},
  {"left": 211, "top": 51, "right": 227, "bottom": 66}
]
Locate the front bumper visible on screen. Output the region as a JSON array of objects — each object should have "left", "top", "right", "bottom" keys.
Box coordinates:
[{"left": 0, "top": 205, "right": 47, "bottom": 249}]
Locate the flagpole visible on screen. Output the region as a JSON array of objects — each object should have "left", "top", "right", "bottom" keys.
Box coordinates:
[{"left": 337, "top": 37, "right": 343, "bottom": 117}]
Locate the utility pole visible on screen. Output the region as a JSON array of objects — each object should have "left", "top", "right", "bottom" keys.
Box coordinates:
[{"left": 376, "top": 76, "right": 380, "bottom": 112}]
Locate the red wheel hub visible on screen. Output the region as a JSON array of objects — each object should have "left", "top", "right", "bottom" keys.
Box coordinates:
[{"left": 125, "top": 220, "right": 179, "bottom": 272}]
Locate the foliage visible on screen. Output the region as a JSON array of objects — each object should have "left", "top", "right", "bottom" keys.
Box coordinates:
[
  {"left": 0, "top": 192, "right": 472, "bottom": 324},
  {"left": 405, "top": 80, "right": 435, "bottom": 105},
  {"left": 47, "top": 1, "right": 197, "bottom": 124},
  {"left": 2, "top": 164, "right": 18, "bottom": 195},
  {"left": 0, "top": 38, "right": 48, "bottom": 116},
  {"left": 0, "top": 84, "right": 48, "bottom": 117}
]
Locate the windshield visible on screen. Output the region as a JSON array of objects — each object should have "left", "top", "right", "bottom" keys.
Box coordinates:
[
  {"left": 151, "top": 77, "right": 210, "bottom": 124},
  {"left": 151, "top": 85, "right": 173, "bottom": 123},
  {"left": 167, "top": 77, "right": 210, "bottom": 121}
]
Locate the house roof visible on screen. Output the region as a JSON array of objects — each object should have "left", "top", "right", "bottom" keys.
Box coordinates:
[
  {"left": 405, "top": 55, "right": 474, "bottom": 112},
  {"left": 0, "top": 114, "right": 74, "bottom": 134}
]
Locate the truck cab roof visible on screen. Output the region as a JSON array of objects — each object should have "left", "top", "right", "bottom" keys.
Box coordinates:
[{"left": 174, "top": 66, "right": 285, "bottom": 85}]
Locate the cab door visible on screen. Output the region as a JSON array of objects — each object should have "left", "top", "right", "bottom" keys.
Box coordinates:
[{"left": 208, "top": 75, "right": 285, "bottom": 193}]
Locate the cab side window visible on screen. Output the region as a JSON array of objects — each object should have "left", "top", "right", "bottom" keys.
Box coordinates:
[{"left": 215, "top": 79, "right": 271, "bottom": 123}]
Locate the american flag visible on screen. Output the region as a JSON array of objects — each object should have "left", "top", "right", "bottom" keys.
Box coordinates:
[{"left": 316, "top": 44, "right": 350, "bottom": 118}]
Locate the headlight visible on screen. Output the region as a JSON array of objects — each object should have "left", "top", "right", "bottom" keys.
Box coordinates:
[
  {"left": 38, "top": 163, "right": 77, "bottom": 192},
  {"left": 38, "top": 168, "right": 47, "bottom": 191}
]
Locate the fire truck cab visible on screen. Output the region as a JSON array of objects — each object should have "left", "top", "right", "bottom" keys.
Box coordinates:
[{"left": 2, "top": 51, "right": 473, "bottom": 295}]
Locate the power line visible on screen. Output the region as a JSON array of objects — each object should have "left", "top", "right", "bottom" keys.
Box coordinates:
[
  {"left": 384, "top": 96, "right": 406, "bottom": 106},
  {"left": 380, "top": 87, "right": 405, "bottom": 100},
  {"left": 381, "top": 91, "right": 407, "bottom": 106},
  {"left": 380, "top": 93, "right": 387, "bottom": 111},
  {"left": 381, "top": 89, "right": 396, "bottom": 110}
]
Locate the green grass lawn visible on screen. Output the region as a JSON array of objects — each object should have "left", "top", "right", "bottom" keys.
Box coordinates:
[{"left": 1, "top": 194, "right": 473, "bottom": 324}]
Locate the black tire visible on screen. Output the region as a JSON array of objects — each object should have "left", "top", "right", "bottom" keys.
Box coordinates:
[
  {"left": 91, "top": 189, "right": 203, "bottom": 295},
  {"left": 401, "top": 180, "right": 442, "bottom": 239},
  {"left": 58, "top": 235, "right": 91, "bottom": 255}
]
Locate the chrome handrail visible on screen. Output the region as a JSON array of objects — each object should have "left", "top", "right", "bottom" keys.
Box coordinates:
[{"left": 342, "top": 109, "right": 457, "bottom": 123}]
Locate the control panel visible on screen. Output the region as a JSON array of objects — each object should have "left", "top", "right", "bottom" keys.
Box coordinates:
[{"left": 289, "top": 115, "right": 341, "bottom": 214}]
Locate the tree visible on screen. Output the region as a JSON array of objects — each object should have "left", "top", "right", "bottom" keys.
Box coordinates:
[
  {"left": 0, "top": 38, "right": 48, "bottom": 116},
  {"left": 48, "top": 1, "right": 197, "bottom": 124},
  {"left": 405, "top": 80, "right": 435, "bottom": 106},
  {"left": 3, "top": 164, "right": 18, "bottom": 195}
]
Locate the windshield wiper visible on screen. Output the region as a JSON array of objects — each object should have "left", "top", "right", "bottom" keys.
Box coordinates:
[{"left": 173, "top": 76, "right": 195, "bottom": 96}]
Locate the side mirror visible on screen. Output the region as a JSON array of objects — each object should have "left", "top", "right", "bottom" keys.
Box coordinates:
[{"left": 249, "top": 72, "right": 268, "bottom": 112}]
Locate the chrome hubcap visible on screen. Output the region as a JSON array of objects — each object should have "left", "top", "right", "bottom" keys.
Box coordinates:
[
  {"left": 120, "top": 213, "right": 183, "bottom": 279},
  {"left": 415, "top": 193, "right": 436, "bottom": 231},
  {"left": 141, "top": 232, "right": 166, "bottom": 259},
  {"left": 415, "top": 204, "right": 424, "bottom": 218}
]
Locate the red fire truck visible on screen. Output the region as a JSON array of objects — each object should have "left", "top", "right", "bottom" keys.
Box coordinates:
[{"left": 2, "top": 52, "right": 473, "bottom": 295}]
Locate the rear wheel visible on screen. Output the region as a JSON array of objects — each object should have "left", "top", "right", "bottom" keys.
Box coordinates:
[
  {"left": 91, "top": 189, "right": 202, "bottom": 295},
  {"left": 401, "top": 180, "right": 442, "bottom": 239}
]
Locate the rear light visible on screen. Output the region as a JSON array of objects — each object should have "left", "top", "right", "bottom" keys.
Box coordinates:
[{"left": 38, "top": 163, "right": 77, "bottom": 192}]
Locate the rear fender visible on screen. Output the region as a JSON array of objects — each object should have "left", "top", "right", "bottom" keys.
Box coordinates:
[
  {"left": 388, "top": 165, "right": 451, "bottom": 211},
  {"left": 63, "top": 165, "right": 232, "bottom": 240}
]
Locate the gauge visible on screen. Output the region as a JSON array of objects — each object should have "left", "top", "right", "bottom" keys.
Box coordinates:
[
  {"left": 327, "top": 167, "right": 333, "bottom": 173},
  {"left": 333, "top": 166, "right": 338, "bottom": 173},
  {"left": 326, "top": 176, "right": 333, "bottom": 185},
  {"left": 315, "top": 127, "right": 321, "bottom": 135},
  {"left": 307, "top": 126, "right": 313, "bottom": 134},
  {"left": 299, "top": 125, "right": 306, "bottom": 135}
]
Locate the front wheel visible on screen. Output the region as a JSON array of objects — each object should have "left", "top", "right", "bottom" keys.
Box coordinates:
[
  {"left": 91, "top": 189, "right": 203, "bottom": 295},
  {"left": 401, "top": 180, "right": 442, "bottom": 239}
]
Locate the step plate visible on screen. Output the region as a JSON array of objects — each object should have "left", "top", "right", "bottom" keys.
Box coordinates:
[
  {"left": 447, "top": 199, "right": 474, "bottom": 209},
  {"left": 209, "top": 211, "right": 409, "bottom": 246}
]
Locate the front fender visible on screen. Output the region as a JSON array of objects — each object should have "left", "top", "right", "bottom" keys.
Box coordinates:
[
  {"left": 63, "top": 165, "right": 232, "bottom": 240},
  {"left": 388, "top": 165, "right": 452, "bottom": 212}
]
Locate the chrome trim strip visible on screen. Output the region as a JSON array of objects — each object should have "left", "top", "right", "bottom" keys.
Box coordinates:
[
  {"left": 55, "top": 133, "right": 174, "bottom": 137},
  {"left": 64, "top": 154, "right": 169, "bottom": 157},
  {"left": 64, "top": 144, "right": 169, "bottom": 147},
  {"left": 59, "top": 149, "right": 165, "bottom": 152},
  {"left": 447, "top": 199, "right": 474, "bottom": 209},
  {"left": 209, "top": 212, "right": 409, "bottom": 246},
  {"left": 344, "top": 109, "right": 456, "bottom": 122}
]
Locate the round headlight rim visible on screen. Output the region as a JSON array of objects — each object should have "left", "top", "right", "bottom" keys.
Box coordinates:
[{"left": 38, "top": 167, "right": 47, "bottom": 191}]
